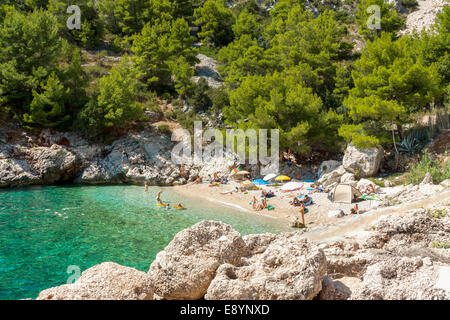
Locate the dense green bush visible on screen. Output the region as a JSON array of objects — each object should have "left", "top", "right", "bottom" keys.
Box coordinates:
[
  {"left": 158, "top": 124, "right": 172, "bottom": 135},
  {"left": 408, "top": 151, "right": 450, "bottom": 185}
]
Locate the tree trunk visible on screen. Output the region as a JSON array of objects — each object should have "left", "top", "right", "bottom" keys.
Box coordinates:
[{"left": 392, "top": 121, "right": 399, "bottom": 171}]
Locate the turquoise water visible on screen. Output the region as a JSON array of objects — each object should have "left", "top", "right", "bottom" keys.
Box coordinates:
[{"left": 0, "top": 185, "right": 288, "bottom": 300}]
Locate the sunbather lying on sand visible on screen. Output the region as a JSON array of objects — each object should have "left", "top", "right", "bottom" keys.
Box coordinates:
[
  {"left": 261, "top": 190, "right": 275, "bottom": 198},
  {"left": 194, "top": 177, "right": 202, "bottom": 184}
]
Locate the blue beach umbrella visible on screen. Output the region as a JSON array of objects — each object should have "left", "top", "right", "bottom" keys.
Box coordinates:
[{"left": 252, "top": 179, "right": 269, "bottom": 185}]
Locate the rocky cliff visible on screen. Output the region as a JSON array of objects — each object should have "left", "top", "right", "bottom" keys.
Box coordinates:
[{"left": 0, "top": 124, "right": 239, "bottom": 188}]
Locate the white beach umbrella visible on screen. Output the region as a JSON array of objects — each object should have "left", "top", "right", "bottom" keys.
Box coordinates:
[
  {"left": 280, "top": 181, "right": 303, "bottom": 192},
  {"left": 263, "top": 173, "right": 277, "bottom": 181}
]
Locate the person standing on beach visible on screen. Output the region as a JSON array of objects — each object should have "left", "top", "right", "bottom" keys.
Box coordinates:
[
  {"left": 252, "top": 196, "right": 258, "bottom": 210},
  {"left": 299, "top": 202, "right": 306, "bottom": 225},
  {"left": 156, "top": 189, "right": 163, "bottom": 205}
]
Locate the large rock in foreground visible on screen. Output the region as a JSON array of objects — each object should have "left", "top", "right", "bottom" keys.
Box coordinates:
[
  {"left": 148, "top": 220, "right": 248, "bottom": 300},
  {"left": 322, "top": 208, "right": 450, "bottom": 300},
  {"left": 205, "top": 233, "right": 327, "bottom": 300},
  {"left": 343, "top": 143, "right": 383, "bottom": 178},
  {"left": 37, "top": 262, "right": 154, "bottom": 300}
]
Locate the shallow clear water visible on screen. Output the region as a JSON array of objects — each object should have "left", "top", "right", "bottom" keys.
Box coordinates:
[{"left": 0, "top": 185, "right": 288, "bottom": 300}]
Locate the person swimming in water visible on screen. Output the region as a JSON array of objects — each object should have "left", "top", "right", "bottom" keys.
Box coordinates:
[
  {"left": 144, "top": 182, "right": 148, "bottom": 192},
  {"left": 156, "top": 190, "right": 163, "bottom": 205}
]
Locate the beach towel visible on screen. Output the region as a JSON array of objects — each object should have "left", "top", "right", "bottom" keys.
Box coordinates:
[{"left": 359, "top": 194, "right": 382, "bottom": 201}]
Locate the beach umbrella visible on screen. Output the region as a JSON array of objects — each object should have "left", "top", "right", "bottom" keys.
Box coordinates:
[
  {"left": 275, "top": 175, "right": 291, "bottom": 181},
  {"left": 252, "top": 179, "right": 269, "bottom": 185},
  {"left": 263, "top": 173, "right": 277, "bottom": 181},
  {"left": 280, "top": 181, "right": 303, "bottom": 191},
  {"left": 230, "top": 168, "right": 239, "bottom": 175}
]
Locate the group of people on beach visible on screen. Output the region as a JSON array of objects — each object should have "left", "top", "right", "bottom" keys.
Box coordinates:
[
  {"left": 252, "top": 196, "right": 267, "bottom": 211},
  {"left": 144, "top": 183, "right": 184, "bottom": 210}
]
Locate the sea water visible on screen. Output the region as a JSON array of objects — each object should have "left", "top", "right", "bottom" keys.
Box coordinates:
[{"left": 0, "top": 185, "right": 289, "bottom": 300}]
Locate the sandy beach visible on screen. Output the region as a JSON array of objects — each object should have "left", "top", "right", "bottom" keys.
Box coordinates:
[{"left": 172, "top": 180, "right": 378, "bottom": 228}]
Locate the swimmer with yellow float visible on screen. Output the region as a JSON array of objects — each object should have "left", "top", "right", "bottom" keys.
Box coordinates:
[{"left": 155, "top": 189, "right": 185, "bottom": 210}]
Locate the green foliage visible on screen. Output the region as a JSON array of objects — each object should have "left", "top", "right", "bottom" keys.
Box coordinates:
[
  {"left": 23, "top": 73, "right": 70, "bottom": 128},
  {"left": 0, "top": 8, "right": 86, "bottom": 128},
  {"left": 48, "top": 0, "right": 104, "bottom": 48},
  {"left": 338, "top": 124, "right": 380, "bottom": 148},
  {"left": 132, "top": 17, "right": 197, "bottom": 88},
  {"left": 158, "top": 124, "right": 172, "bottom": 135},
  {"left": 268, "top": 6, "right": 352, "bottom": 106},
  {"left": 188, "top": 78, "right": 212, "bottom": 112},
  {"left": 397, "top": 127, "right": 430, "bottom": 156},
  {"left": 78, "top": 57, "right": 144, "bottom": 133},
  {"left": 408, "top": 151, "right": 450, "bottom": 185},
  {"left": 343, "top": 33, "right": 441, "bottom": 148},
  {"left": 170, "top": 56, "right": 195, "bottom": 98},
  {"left": 194, "top": 0, "right": 235, "bottom": 47},
  {"left": 233, "top": 9, "right": 260, "bottom": 39},
  {"left": 427, "top": 208, "right": 447, "bottom": 219},
  {"left": 209, "top": 86, "right": 230, "bottom": 115},
  {"left": 402, "top": 0, "right": 418, "bottom": 8},
  {"left": 431, "top": 241, "right": 450, "bottom": 249},
  {"left": 224, "top": 68, "right": 343, "bottom": 153},
  {"left": 356, "top": 0, "right": 405, "bottom": 40},
  {"left": 415, "top": 6, "right": 450, "bottom": 96},
  {"left": 368, "top": 177, "right": 385, "bottom": 187}
]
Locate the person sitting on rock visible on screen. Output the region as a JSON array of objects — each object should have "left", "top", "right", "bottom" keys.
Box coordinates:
[
  {"left": 363, "top": 184, "right": 375, "bottom": 195},
  {"left": 350, "top": 203, "right": 359, "bottom": 215},
  {"left": 121, "top": 149, "right": 129, "bottom": 164}
]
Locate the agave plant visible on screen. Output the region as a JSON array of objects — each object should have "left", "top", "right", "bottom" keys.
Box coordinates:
[{"left": 396, "top": 128, "right": 430, "bottom": 156}]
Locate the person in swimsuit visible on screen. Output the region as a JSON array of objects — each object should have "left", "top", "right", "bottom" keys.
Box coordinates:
[
  {"left": 156, "top": 190, "right": 163, "bottom": 205},
  {"left": 144, "top": 182, "right": 148, "bottom": 192},
  {"left": 299, "top": 202, "right": 306, "bottom": 225},
  {"left": 121, "top": 149, "right": 129, "bottom": 164}
]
